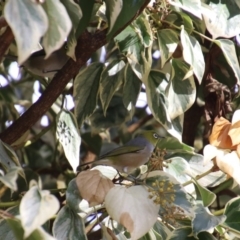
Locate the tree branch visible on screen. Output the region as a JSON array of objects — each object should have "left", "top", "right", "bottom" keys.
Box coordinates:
[
  {"left": 0, "top": 27, "right": 14, "bottom": 62},
  {"left": 0, "top": 1, "right": 150, "bottom": 145},
  {"left": 0, "top": 17, "right": 8, "bottom": 29}
]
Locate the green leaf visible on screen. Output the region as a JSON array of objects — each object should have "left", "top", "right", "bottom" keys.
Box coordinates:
[
  {"left": 42, "top": 0, "right": 72, "bottom": 58},
  {"left": 223, "top": 196, "right": 240, "bottom": 232},
  {"left": 104, "top": 0, "right": 123, "bottom": 36},
  {"left": 100, "top": 60, "right": 126, "bottom": 114},
  {"left": 198, "top": 232, "right": 218, "bottom": 240},
  {"left": 123, "top": 63, "right": 142, "bottom": 116},
  {"left": 60, "top": 0, "right": 82, "bottom": 60},
  {"left": 163, "top": 157, "right": 191, "bottom": 184},
  {"left": 168, "top": 227, "right": 195, "bottom": 240},
  {"left": 19, "top": 186, "right": 60, "bottom": 238},
  {"left": 192, "top": 179, "right": 216, "bottom": 207},
  {"left": 66, "top": 178, "right": 82, "bottom": 212},
  {"left": 0, "top": 141, "right": 22, "bottom": 171},
  {"left": 106, "top": 0, "right": 149, "bottom": 40},
  {"left": 145, "top": 70, "right": 182, "bottom": 141},
  {"left": 7, "top": 217, "right": 55, "bottom": 240},
  {"left": 56, "top": 109, "right": 81, "bottom": 173},
  {"left": 180, "top": 28, "right": 205, "bottom": 83},
  {"left": 75, "top": 0, "right": 94, "bottom": 37},
  {"left": 158, "top": 137, "right": 194, "bottom": 153},
  {"left": 74, "top": 62, "right": 104, "bottom": 126},
  {"left": 90, "top": 95, "right": 129, "bottom": 131},
  {"left": 178, "top": 12, "right": 194, "bottom": 34},
  {"left": 157, "top": 29, "right": 179, "bottom": 68},
  {"left": 53, "top": 205, "right": 87, "bottom": 240},
  {"left": 169, "top": 0, "right": 202, "bottom": 19},
  {"left": 152, "top": 220, "right": 171, "bottom": 239},
  {"left": 202, "top": 1, "right": 240, "bottom": 39},
  {"left": 132, "top": 12, "right": 153, "bottom": 48},
  {"left": 166, "top": 58, "right": 196, "bottom": 119},
  {"left": 214, "top": 39, "right": 240, "bottom": 85},
  {"left": 0, "top": 167, "right": 22, "bottom": 191},
  {"left": 0, "top": 206, "right": 19, "bottom": 240},
  {"left": 4, "top": 0, "right": 48, "bottom": 64},
  {"left": 192, "top": 202, "right": 226, "bottom": 237},
  {"left": 145, "top": 171, "right": 194, "bottom": 218}
]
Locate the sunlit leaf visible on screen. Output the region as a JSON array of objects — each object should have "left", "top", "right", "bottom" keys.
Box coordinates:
[
  {"left": 168, "top": 0, "right": 202, "bottom": 19},
  {"left": 56, "top": 109, "right": 81, "bottom": 173},
  {"left": 145, "top": 70, "right": 182, "bottom": 141},
  {"left": 202, "top": 2, "right": 240, "bottom": 39},
  {"left": 74, "top": 62, "right": 104, "bottom": 126},
  {"left": 60, "top": 0, "right": 82, "bottom": 60},
  {"left": 4, "top": 0, "right": 48, "bottom": 64},
  {"left": 180, "top": 28, "right": 205, "bottom": 83},
  {"left": 214, "top": 39, "right": 240, "bottom": 85},
  {"left": 166, "top": 59, "right": 196, "bottom": 119},
  {"left": 104, "top": 0, "right": 123, "bottom": 36},
  {"left": 100, "top": 60, "right": 126, "bottom": 114},
  {"left": 20, "top": 186, "right": 60, "bottom": 237},
  {"left": 53, "top": 205, "right": 87, "bottom": 240},
  {"left": 123, "top": 63, "right": 142, "bottom": 116},
  {"left": 133, "top": 12, "right": 153, "bottom": 48},
  {"left": 106, "top": 0, "right": 148, "bottom": 40},
  {"left": 157, "top": 29, "right": 179, "bottom": 68}
]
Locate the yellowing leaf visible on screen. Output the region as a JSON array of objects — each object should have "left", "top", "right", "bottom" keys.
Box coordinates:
[
  {"left": 215, "top": 150, "right": 240, "bottom": 184},
  {"left": 228, "top": 121, "right": 240, "bottom": 146},
  {"left": 209, "top": 117, "right": 232, "bottom": 149},
  {"left": 76, "top": 170, "right": 114, "bottom": 207},
  {"left": 105, "top": 185, "right": 159, "bottom": 240}
]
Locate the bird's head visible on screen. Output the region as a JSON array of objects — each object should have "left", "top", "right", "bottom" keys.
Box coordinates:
[{"left": 141, "top": 130, "right": 162, "bottom": 147}]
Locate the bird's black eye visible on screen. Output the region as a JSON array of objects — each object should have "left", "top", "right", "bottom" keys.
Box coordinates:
[{"left": 153, "top": 133, "right": 159, "bottom": 139}]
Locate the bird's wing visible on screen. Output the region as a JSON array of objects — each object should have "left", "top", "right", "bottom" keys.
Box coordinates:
[{"left": 99, "top": 145, "right": 144, "bottom": 159}]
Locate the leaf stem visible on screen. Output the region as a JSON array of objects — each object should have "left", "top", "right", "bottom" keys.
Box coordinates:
[
  {"left": 0, "top": 201, "right": 19, "bottom": 208},
  {"left": 212, "top": 178, "right": 233, "bottom": 194},
  {"left": 161, "top": 19, "right": 214, "bottom": 42},
  {"left": 212, "top": 208, "right": 225, "bottom": 216},
  {"left": 182, "top": 167, "right": 213, "bottom": 187}
]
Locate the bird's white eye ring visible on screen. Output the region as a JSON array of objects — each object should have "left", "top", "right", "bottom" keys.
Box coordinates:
[{"left": 153, "top": 133, "right": 159, "bottom": 139}]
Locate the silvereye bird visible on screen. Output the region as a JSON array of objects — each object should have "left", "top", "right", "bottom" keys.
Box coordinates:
[
  {"left": 5, "top": 44, "right": 69, "bottom": 78},
  {"left": 85, "top": 131, "right": 161, "bottom": 174}
]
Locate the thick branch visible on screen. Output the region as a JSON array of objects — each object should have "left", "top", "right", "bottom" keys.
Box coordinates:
[
  {"left": 0, "top": 1, "right": 150, "bottom": 145},
  {"left": 0, "top": 30, "right": 107, "bottom": 144}
]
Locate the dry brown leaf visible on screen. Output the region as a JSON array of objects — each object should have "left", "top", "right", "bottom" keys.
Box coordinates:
[
  {"left": 228, "top": 121, "right": 240, "bottom": 146},
  {"left": 76, "top": 170, "right": 114, "bottom": 206},
  {"left": 209, "top": 117, "right": 232, "bottom": 149}
]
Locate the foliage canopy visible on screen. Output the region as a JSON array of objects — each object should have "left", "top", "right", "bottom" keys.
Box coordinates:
[{"left": 0, "top": 0, "right": 240, "bottom": 239}]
